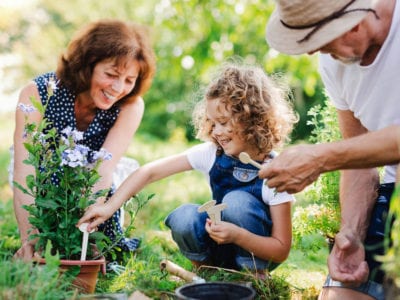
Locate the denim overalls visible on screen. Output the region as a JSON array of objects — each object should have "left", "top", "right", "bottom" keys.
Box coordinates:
[{"left": 165, "top": 152, "right": 278, "bottom": 271}]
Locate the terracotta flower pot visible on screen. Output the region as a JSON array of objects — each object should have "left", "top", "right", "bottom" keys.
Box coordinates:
[{"left": 35, "top": 256, "right": 106, "bottom": 293}]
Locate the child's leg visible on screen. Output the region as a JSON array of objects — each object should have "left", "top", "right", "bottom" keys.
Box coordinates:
[
  {"left": 165, "top": 204, "right": 211, "bottom": 264},
  {"left": 221, "top": 190, "right": 278, "bottom": 271}
]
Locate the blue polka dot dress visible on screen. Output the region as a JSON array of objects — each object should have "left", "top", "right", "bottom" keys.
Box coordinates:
[{"left": 34, "top": 72, "right": 140, "bottom": 252}]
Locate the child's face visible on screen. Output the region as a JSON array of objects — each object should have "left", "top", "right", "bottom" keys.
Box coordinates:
[{"left": 207, "top": 99, "right": 256, "bottom": 158}]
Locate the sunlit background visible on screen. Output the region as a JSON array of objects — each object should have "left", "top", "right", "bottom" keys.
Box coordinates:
[
  {"left": 0, "top": 0, "right": 322, "bottom": 141},
  {"left": 0, "top": 2, "right": 353, "bottom": 297}
]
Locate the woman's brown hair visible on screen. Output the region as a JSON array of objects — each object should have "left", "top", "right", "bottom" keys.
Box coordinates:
[{"left": 56, "top": 19, "right": 156, "bottom": 103}]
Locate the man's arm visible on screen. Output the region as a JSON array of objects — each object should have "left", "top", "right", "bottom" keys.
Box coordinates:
[
  {"left": 328, "top": 109, "right": 379, "bottom": 284},
  {"left": 259, "top": 125, "right": 400, "bottom": 193},
  {"left": 323, "top": 124, "right": 400, "bottom": 170}
]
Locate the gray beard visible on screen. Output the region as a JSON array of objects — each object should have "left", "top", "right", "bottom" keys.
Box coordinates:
[{"left": 336, "top": 56, "right": 362, "bottom": 65}]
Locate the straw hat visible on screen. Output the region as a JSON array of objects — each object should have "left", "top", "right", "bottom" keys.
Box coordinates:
[{"left": 266, "top": 0, "right": 377, "bottom": 55}]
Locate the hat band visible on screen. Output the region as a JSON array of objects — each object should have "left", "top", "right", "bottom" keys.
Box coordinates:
[{"left": 280, "top": 0, "right": 378, "bottom": 44}]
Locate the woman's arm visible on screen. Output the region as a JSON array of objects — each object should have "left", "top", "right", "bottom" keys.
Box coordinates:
[
  {"left": 206, "top": 201, "right": 292, "bottom": 263},
  {"left": 13, "top": 82, "right": 43, "bottom": 260},
  {"left": 78, "top": 152, "right": 193, "bottom": 231},
  {"left": 93, "top": 97, "right": 145, "bottom": 200}
]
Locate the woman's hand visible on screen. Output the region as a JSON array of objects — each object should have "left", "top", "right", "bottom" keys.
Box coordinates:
[
  {"left": 13, "top": 240, "right": 35, "bottom": 261},
  {"left": 205, "top": 218, "right": 241, "bottom": 244}
]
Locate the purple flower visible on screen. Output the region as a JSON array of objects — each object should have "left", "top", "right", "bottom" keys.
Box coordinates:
[
  {"left": 61, "top": 145, "right": 90, "bottom": 168},
  {"left": 61, "top": 127, "right": 84, "bottom": 143},
  {"left": 61, "top": 126, "right": 73, "bottom": 136},
  {"left": 45, "top": 77, "right": 59, "bottom": 96},
  {"left": 75, "top": 144, "right": 90, "bottom": 156},
  {"left": 18, "top": 103, "right": 36, "bottom": 114},
  {"left": 92, "top": 148, "right": 113, "bottom": 162},
  {"left": 71, "top": 130, "right": 84, "bottom": 142}
]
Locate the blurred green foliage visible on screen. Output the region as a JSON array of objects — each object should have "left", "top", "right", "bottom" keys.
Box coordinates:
[
  {"left": 0, "top": 0, "right": 325, "bottom": 141},
  {"left": 292, "top": 101, "right": 341, "bottom": 253}
]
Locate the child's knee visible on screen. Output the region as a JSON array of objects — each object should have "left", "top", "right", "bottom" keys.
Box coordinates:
[
  {"left": 165, "top": 203, "right": 206, "bottom": 234},
  {"left": 221, "top": 191, "right": 260, "bottom": 221}
]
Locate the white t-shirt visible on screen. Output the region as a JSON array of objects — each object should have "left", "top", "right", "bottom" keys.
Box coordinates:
[
  {"left": 184, "top": 142, "right": 295, "bottom": 206},
  {"left": 319, "top": 0, "right": 400, "bottom": 183}
]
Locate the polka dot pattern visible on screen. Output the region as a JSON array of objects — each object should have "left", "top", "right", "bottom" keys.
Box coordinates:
[
  {"left": 35, "top": 72, "right": 120, "bottom": 151},
  {"left": 34, "top": 72, "right": 140, "bottom": 252}
]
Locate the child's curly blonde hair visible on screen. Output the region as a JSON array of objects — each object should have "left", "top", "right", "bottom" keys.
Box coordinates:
[{"left": 193, "top": 63, "right": 298, "bottom": 155}]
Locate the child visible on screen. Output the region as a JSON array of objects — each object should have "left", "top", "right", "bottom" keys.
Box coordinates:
[{"left": 78, "top": 63, "right": 298, "bottom": 272}]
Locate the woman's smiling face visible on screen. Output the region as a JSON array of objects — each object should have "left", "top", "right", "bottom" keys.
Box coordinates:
[{"left": 89, "top": 58, "right": 140, "bottom": 110}]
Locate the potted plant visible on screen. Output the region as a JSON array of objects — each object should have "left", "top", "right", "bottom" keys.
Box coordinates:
[{"left": 14, "top": 78, "right": 110, "bottom": 293}]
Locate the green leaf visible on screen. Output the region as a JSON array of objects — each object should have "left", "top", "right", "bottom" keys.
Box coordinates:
[
  {"left": 44, "top": 240, "right": 60, "bottom": 268},
  {"left": 30, "top": 95, "right": 45, "bottom": 115},
  {"left": 35, "top": 198, "right": 60, "bottom": 210},
  {"left": 13, "top": 181, "right": 33, "bottom": 196},
  {"left": 25, "top": 174, "right": 37, "bottom": 192}
]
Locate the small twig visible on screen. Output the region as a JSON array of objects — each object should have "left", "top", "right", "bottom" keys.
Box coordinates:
[{"left": 197, "top": 264, "right": 255, "bottom": 279}]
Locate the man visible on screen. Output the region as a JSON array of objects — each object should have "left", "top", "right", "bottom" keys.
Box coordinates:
[{"left": 262, "top": 0, "right": 399, "bottom": 299}]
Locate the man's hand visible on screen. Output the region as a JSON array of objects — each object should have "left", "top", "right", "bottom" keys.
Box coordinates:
[
  {"left": 328, "top": 231, "right": 369, "bottom": 286},
  {"left": 258, "top": 144, "right": 323, "bottom": 193}
]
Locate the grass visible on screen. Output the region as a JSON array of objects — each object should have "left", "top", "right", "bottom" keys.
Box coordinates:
[{"left": 0, "top": 111, "right": 328, "bottom": 299}]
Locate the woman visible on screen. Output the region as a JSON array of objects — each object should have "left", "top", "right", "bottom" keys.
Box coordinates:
[{"left": 12, "top": 19, "right": 156, "bottom": 260}]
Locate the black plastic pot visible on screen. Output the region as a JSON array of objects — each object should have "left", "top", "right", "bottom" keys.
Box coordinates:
[{"left": 175, "top": 282, "right": 255, "bottom": 300}]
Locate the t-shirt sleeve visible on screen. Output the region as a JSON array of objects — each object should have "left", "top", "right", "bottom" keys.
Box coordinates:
[
  {"left": 184, "top": 142, "right": 217, "bottom": 174},
  {"left": 262, "top": 184, "right": 295, "bottom": 206}
]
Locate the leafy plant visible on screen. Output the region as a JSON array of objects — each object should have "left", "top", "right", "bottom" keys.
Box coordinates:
[
  {"left": 379, "top": 184, "right": 400, "bottom": 289},
  {"left": 13, "top": 78, "right": 112, "bottom": 260},
  {"left": 0, "top": 201, "right": 20, "bottom": 258},
  {"left": 292, "top": 204, "right": 339, "bottom": 252},
  {"left": 0, "top": 242, "right": 76, "bottom": 300},
  {"left": 95, "top": 192, "right": 155, "bottom": 262},
  {"left": 292, "top": 101, "right": 341, "bottom": 252}
]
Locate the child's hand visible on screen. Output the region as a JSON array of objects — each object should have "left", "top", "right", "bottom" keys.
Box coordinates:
[
  {"left": 205, "top": 218, "right": 240, "bottom": 244},
  {"left": 77, "top": 202, "right": 113, "bottom": 232}
]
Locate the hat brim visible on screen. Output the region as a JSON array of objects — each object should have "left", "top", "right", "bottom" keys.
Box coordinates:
[{"left": 266, "top": 1, "right": 374, "bottom": 55}]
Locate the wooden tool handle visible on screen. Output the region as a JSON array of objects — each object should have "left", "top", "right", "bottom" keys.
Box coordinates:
[
  {"left": 160, "top": 259, "right": 198, "bottom": 282},
  {"left": 249, "top": 160, "right": 262, "bottom": 169}
]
